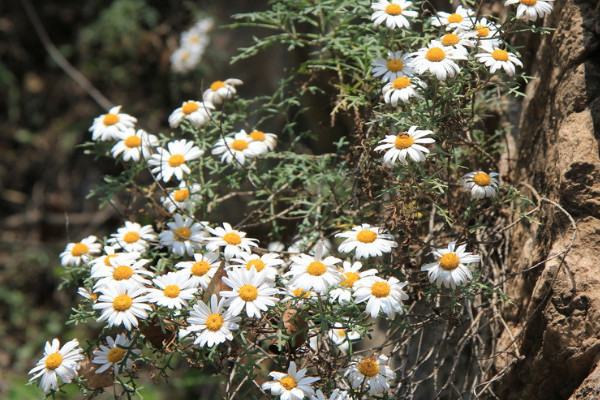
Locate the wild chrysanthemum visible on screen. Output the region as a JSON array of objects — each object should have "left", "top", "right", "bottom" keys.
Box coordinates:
[
  {"left": 475, "top": 45, "right": 523, "bottom": 76},
  {"left": 220, "top": 268, "right": 280, "bottom": 318},
  {"left": 211, "top": 130, "right": 259, "bottom": 166},
  {"left": 505, "top": 0, "right": 553, "bottom": 21},
  {"left": 374, "top": 126, "right": 435, "bottom": 166},
  {"left": 94, "top": 282, "right": 151, "bottom": 330},
  {"left": 431, "top": 5, "right": 475, "bottom": 31},
  {"left": 371, "top": 0, "right": 418, "bottom": 29},
  {"left": 421, "top": 242, "right": 481, "bottom": 288},
  {"left": 29, "top": 338, "right": 84, "bottom": 393},
  {"left": 329, "top": 261, "right": 377, "bottom": 305},
  {"left": 146, "top": 270, "right": 198, "bottom": 309},
  {"left": 247, "top": 129, "right": 278, "bottom": 152},
  {"left": 60, "top": 235, "right": 101, "bottom": 267},
  {"left": 286, "top": 242, "right": 342, "bottom": 294},
  {"left": 175, "top": 251, "right": 220, "bottom": 289},
  {"left": 111, "top": 128, "right": 158, "bottom": 162},
  {"left": 160, "top": 182, "right": 202, "bottom": 214},
  {"left": 382, "top": 76, "right": 425, "bottom": 105},
  {"left": 312, "top": 389, "right": 351, "bottom": 400},
  {"left": 328, "top": 323, "right": 361, "bottom": 352},
  {"left": 438, "top": 32, "right": 476, "bottom": 53},
  {"left": 89, "top": 105, "right": 137, "bottom": 141},
  {"left": 92, "top": 333, "right": 141, "bottom": 375},
  {"left": 187, "top": 294, "right": 241, "bottom": 347},
  {"left": 262, "top": 361, "right": 320, "bottom": 400},
  {"left": 205, "top": 222, "right": 259, "bottom": 259},
  {"left": 371, "top": 51, "right": 415, "bottom": 82},
  {"left": 108, "top": 221, "right": 157, "bottom": 253},
  {"left": 354, "top": 276, "right": 409, "bottom": 318},
  {"left": 159, "top": 214, "right": 207, "bottom": 257},
  {"left": 345, "top": 355, "right": 396, "bottom": 396},
  {"left": 149, "top": 139, "right": 204, "bottom": 183},
  {"left": 461, "top": 171, "right": 500, "bottom": 199},
  {"left": 203, "top": 78, "right": 243, "bottom": 105},
  {"left": 168, "top": 100, "right": 214, "bottom": 128},
  {"left": 170, "top": 48, "right": 202, "bottom": 74},
  {"left": 180, "top": 18, "right": 213, "bottom": 50},
  {"left": 336, "top": 224, "right": 397, "bottom": 259},
  {"left": 471, "top": 17, "right": 503, "bottom": 46},
  {"left": 90, "top": 246, "right": 130, "bottom": 275},
  {"left": 410, "top": 40, "right": 468, "bottom": 80},
  {"left": 91, "top": 255, "right": 154, "bottom": 289},
  {"left": 230, "top": 251, "right": 284, "bottom": 281}
]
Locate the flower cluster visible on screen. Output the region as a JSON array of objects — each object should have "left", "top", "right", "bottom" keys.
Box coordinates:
[{"left": 171, "top": 17, "right": 214, "bottom": 73}]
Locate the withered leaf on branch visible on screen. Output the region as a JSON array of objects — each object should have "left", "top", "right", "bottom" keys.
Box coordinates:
[
  {"left": 203, "top": 261, "right": 228, "bottom": 303},
  {"left": 142, "top": 317, "right": 177, "bottom": 351},
  {"left": 78, "top": 357, "right": 114, "bottom": 389},
  {"left": 268, "top": 305, "right": 307, "bottom": 353}
]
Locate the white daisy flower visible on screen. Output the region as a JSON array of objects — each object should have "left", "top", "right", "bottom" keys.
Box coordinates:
[
  {"left": 374, "top": 126, "right": 435, "bottom": 166},
  {"left": 287, "top": 236, "right": 333, "bottom": 255},
  {"left": 371, "top": 51, "right": 415, "bottom": 82},
  {"left": 475, "top": 45, "right": 523, "bottom": 76},
  {"left": 282, "top": 284, "right": 316, "bottom": 306},
  {"left": 431, "top": 5, "right": 475, "bottom": 31},
  {"left": 262, "top": 361, "right": 320, "bottom": 400},
  {"left": 211, "top": 129, "right": 259, "bottom": 166},
  {"left": 175, "top": 251, "right": 220, "bottom": 289},
  {"left": 160, "top": 181, "right": 202, "bottom": 214},
  {"left": 345, "top": 354, "right": 396, "bottom": 396},
  {"left": 230, "top": 251, "right": 284, "bottom": 281},
  {"left": 168, "top": 100, "right": 214, "bottom": 128},
  {"left": 60, "top": 235, "right": 101, "bottom": 267},
  {"left": 371, "top": 0, "right": 419, "bottom": 29},
  {"left": 111, "top": 128, "right": 158, "bottom": 162},
  {"left": 181, "top": 20, "right": 212, "bottom": 50},
  {"left": 421, "top": 242, "right": 481, "bottom": 289},
  {"left": 146, "top": 270, "right": 197, "bottom": 309},
  {"left": 77, "top": 287, "right": 98, "bottom": 302},
  {"left": 286, "top": 242, "right": 342, "bottom": 294},
  {"left": 410, "top": 40, "right": 468, "bottom": 80},
  {"left": 220, "top": 268, "right": 280, "bottom": 318},
  {"left": 328, "top": 323, "right": 361, "bottom": 352},
  {"left": 149, "top": 139, "right": 204, "bottom": 183},
  {"left": 311, "top": 389, "right": 351, "bottom": 400},
  {"left": 89, "top": 105, "right": 137, "bottom": 141},
  {"left": 28, "top": 338, "right": 84, "bottom": 393},
  {"left": 461, "top": 171, "right": 500, "bottom": 199},
  {"left": 335, "top": 224, "right": 397, "bottom": 259},
  {"left": 203, "top": 78, "right": 243, "bottom": 105},
  {"left": 159, "top": 214, "right": 207, "bottom": 257},
  {"left": 107, "top": 221, "right": 157, "bottom": 253},
  {"left": 438, "top": 32, "right": 476, "bottom": 53},
  {"left": 94, "top": 282, "right": 151, "bottom": 330},
  {"left": 268, "top": 241, "right": 286, "bottom": 252},
  {"left": 247, "top": 129, "right": 278, "bottom": 152},
  {"left": 505, "top": 0, "right": 553, "bottom": 21},
  {"left": 471, "top": 17, "right": 503, "bottom": 46},
  {"left": 170, "top": 48, "right": 202, "bottom": 74},
  {"left": 92, "top": 333, "right": 141, "bottom": 375},
  {"left": 354, "top": 276, "right": 409, "bottom": 319},
  {"left": 382, "top": 76, "right": 425, "bottom": 105},
  {"left": 90, "top": 247, "right": 140, "bottom": 277},
  {"left": 205, "top": 222, "right": 259, "bottom": 259},
  {"left": 92, "top": 255, "right": 154, "bottom": 289},
  {"left": 329, "top": 261, "right": 378, "bottom": 305},
  {"left": 187, "top": 294, "right": 241, "bottom": 347}
]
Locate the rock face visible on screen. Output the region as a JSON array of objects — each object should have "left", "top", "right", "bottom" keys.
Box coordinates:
[{"left": 490, "top": 2, "right": 600, "bottom": 399}]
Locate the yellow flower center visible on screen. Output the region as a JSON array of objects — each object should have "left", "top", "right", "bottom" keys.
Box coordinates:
[
  {"left": 392, "top": 76, "right": 411, "bottom": 90},
  {"left": 249, "top": 130, "right": 265, "bottom": 141},
  {"left": 103, "top": 113, "right": 120, "bottom": 126},
  {"left": 191, "top": 261, "right": 211, "bottom": 276},
  {"left": 358, "top": 359, "right": 380, "bottom": 378},
  {"left": 123, "top": 231, "right": 141, "bottom": 244},
  {"left": 385, "top": 3, "right": 402, "bottom": 15},
  {"left": 45, "top": 353, "right": 63, "bottom": 370},
  {"left": 173, "top": 189, "right": 189, "bottom": 202},
  {"left": 246, "top": 259, "right": 266, "bottom": 272},
  {"left": 491, "top": 49, "right": 509, "bottom": 62},
  {"left": 168, "top": 154, "right": 185, "bottom": 167},
  {"left": 231, "top": 139, "right": 248, "bottom": 151},
  {"left": 293, "top": 288, "right": 311, "bottom": 298},
  {"left": 163, "top": 284, "right": 181, "bottom": 298},
  {"left": 439, "top": 252, "right": 460, "bottom": 271},
  {"left": 425, "top": 47, "right": 446, "bottom": 62},
  {"left": 223, "top": 232, "right": 242, "bottom": 245},
  {"left": 341, "top": 272, "right": 360, "bottom": 288},
  {"left": 307, "top": 261, "right": 327, "bottom": 276},
  {"left": 238, "top": 284, "right": 258, "bottom": 301},
  {"left": 174, "top": 227, "right": 191, "bottom": 241},
  {"left": 280, "top": 376, "right": 297, "bottom": 390},
  {"left": 371, "top": 281, "right": 391, "bottom": 298},
  {"left": 356, "top": 229, "right": 377, "bottom": 243},
  {"left": 124, "top": 135, "right": 141, "bottom": 148},
  {"left": 386, "top": 59, "right": 404, "bottom": 72},
  {"left": 210, "top": 80, "right": 226, "bottom": 91},
  {"left": 447, "top": 13, "right": 463, "bottom": 23},
  {"left": 476, "top": 25, "right": 490, "bottom": 37},
  {"left": 473, "top": 172, "right": 492, "bottom": 186},
  {"left": 394, "top": 134, "right": 415, "bottom": 149},
  {"left": 104, "top": 254, "right": 118, "bottom": 266},
  {"left": 113, "top": 265, "right": 133, "bottom": 281},
  {"left": 71, "top": 242, "right": 89, "bottom": 257},
  {"left": 107, "top": 347, "right": 125, "bottom": 363},
  {"left": 441, "top": 33, "right": 460, "bottom": 46},
  {"left": 206, "top": 313, "right": 224, "bottom": 331},
  {"left": 182, "top": 101, "right": 199, "bottom": 115},
  {"left": 520, "top": 0, "right": 537, "bottom": 5},
  {"left": 113, "top": 294, "right": 133, "bottom": 311}
]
